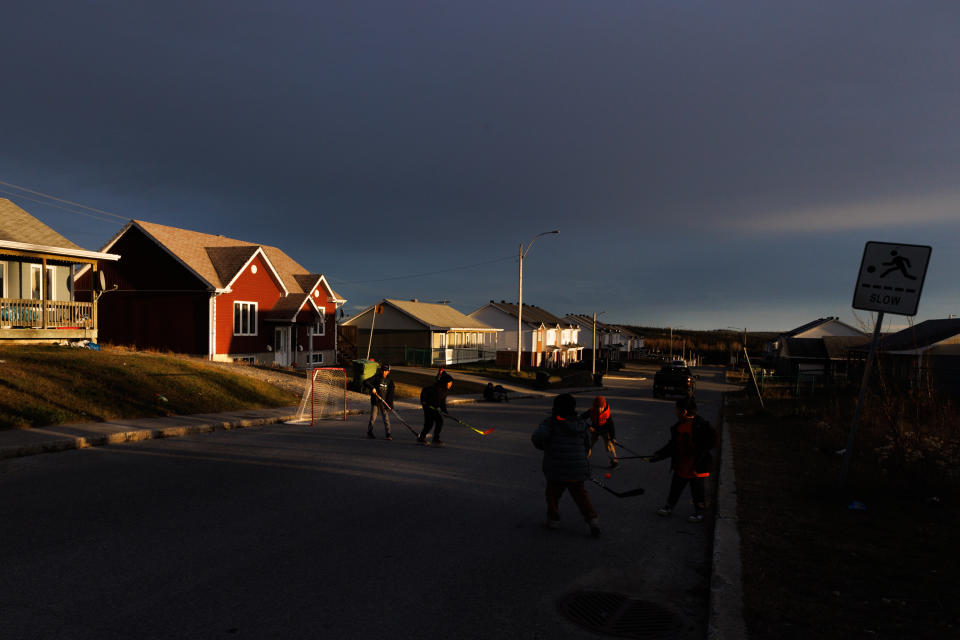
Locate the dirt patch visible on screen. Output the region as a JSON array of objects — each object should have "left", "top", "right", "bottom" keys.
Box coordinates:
[{"left": 727, "top": 401, "right": 959, "bottom": 639}]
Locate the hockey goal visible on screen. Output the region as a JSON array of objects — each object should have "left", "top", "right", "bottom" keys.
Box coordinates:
[{"left": 292, "top": 367, "right": 347, "bottom": 424}]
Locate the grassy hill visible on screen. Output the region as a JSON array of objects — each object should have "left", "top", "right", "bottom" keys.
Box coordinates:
[{"left": 0, "top": 345, "right": 298, "bottom": 430}]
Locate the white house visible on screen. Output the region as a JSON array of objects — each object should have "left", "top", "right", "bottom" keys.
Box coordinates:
[
  {"left": 470, "top": 301, "right": 582, "bottom": 368},
  {"left": 564, "top": 314, "right": 629, "bottom": 361}
]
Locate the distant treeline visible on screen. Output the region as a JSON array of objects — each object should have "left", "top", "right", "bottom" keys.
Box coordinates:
[{"left": 623, "top": 326, "right": 778, "bottom": 365}]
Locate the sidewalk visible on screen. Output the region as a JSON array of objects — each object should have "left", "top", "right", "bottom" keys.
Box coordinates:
[{"left": 0, "top": 368, "right": 606, "bottom": 462}]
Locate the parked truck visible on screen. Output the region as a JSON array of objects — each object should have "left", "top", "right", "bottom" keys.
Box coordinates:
[{"left": 652, "top": 365, "right": 697, "bottom": 399}]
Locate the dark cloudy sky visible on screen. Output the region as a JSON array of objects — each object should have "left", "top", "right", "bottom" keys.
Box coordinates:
[{"left": 3, "top": 1, "right": 958, "bottom": 331}]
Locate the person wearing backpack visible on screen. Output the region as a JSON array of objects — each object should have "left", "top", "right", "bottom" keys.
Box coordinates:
[{"left": 648, "top": 396, "right": 716, "bottom": 522}]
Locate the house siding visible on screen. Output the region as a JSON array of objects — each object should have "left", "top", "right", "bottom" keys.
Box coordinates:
[
  {"left": 215, "top": 253, "right": 285, "bottom": 356},
  {"left": 82, "top": 227, "right": 210, "bottom": 353}
]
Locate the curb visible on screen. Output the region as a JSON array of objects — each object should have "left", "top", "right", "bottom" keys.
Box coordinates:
[
  {"left": 707, "top": 397, "right": 747, "bottom": 640},
  {"left": 0, "top": 413, "right": 298, "bottom": 462}
]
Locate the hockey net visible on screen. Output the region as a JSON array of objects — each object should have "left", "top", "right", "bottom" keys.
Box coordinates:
[{"left": 291, "top": 367, "right": 347, "bottom": 424}]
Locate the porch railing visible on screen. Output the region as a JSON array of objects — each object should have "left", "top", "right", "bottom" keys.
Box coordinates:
[{"left": 0, "top": 298, "right": 93, "bottom": 329}]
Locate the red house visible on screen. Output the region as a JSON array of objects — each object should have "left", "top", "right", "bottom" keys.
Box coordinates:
[{"left": 77, "top": 220, "right": 345, "bottom": 367}]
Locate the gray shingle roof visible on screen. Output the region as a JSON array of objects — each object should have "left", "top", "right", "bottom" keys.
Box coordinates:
[
  {"left": 385, "top": 299, "right": 497, "bottom": 330},
  {"left": 0, "top": 199, "right": 84, "bottom": 250},
  {"left": 486, "top": 302, "right": 573, "bottom": 327},
  {"left": 877, "top": 319, "right": 960, "bottom": 351}
]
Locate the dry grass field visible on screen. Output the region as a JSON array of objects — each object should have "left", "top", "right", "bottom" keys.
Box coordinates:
[
  {"left": 726, "top": 393, "right": 958, "bottom": 639},
  {"left": 0, "top": 345, "right": 297, "bottom": 429}
]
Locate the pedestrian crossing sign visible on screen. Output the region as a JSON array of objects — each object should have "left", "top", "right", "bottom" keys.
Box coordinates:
[{"left": 853, "top": 241, "right": 932, "bottom": 316}]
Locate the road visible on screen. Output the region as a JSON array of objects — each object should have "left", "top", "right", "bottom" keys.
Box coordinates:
[{"left": 0, "top": 364, "right": 733, "bottom": 639}]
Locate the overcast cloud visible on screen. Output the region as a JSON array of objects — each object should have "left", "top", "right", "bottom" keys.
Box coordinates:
[{"left": 2, "top": 1, "right": 958, "bottom": 330}]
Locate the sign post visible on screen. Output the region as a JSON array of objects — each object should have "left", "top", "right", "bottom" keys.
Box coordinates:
[{"left": 842, "top": 242, "right": 932, "bottom": 484}]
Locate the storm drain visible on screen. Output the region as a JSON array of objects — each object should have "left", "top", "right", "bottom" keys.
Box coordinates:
[{"left": 558, "top": 590, "right": 683, "bottom": 639}]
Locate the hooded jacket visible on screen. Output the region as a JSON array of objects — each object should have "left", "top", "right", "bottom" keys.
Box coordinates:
[
  {"left": 579, "top": 396, "right": 616, "bottom": 439},
  {"left": 420, "top": 372, "right": 453, "bottom": 413},
  {"left": 531, "top": 414, "right": 591, "bottom": 482},
  {"left": 361, "top": 372, "right": 395, "bottom": 408},
  {"left": 651, "top": 415, "right": 716, "bottom": 478}
]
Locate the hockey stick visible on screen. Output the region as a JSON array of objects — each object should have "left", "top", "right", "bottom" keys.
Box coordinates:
[
  {"left": 588, "top": 475, "right": 646, "bottom": 498},
  {"left": 426, "top": 405, "right": 494, "bottom": 435},
  {"left": 371, "top": 390, "right": 419, "bottom": 438},
  {"left": 617, "top": 455, "right": 654, "bottom": 461},
  {"left": 613, "top": 441, "right": 644, "bottom": 456}
]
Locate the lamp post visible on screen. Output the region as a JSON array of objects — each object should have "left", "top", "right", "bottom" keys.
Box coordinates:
[
  {"left": 592, "top": 311, "right": 606, "bottom": 376},
  {"left": 517, "top": 230, "right": 559, "bottom": 372}
]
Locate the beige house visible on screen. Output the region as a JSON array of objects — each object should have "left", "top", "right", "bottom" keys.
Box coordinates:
[
  {"left": 342, "top": 299, "right": 500, "bottom": 366},
  {"left": 0, "top": 199, "right": 119, "bottom": 344}
]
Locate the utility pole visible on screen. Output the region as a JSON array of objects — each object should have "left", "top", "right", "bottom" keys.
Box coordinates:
[{"left": 516, "top": 230, "right": 559, "bottom": 372}]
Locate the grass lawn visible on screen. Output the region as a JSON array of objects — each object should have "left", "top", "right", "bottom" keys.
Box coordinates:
[
  {"left": 726, "top": 394, "right": 959, "bottom": 639},
  {"left": 386, "top": 369, "right": 487, "bottom": 399},
  {"left": 0, "top": 345, "right": 297, "bottom": 429}
]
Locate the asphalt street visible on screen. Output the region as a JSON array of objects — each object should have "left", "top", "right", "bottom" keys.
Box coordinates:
[{"left": 0, "top": 365, "right": 732, "bottom": 639}]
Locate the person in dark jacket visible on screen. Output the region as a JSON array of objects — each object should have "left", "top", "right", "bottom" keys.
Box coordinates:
[
  {"left": 418, "top": 372, "right": 453, "bottom": 446},
  {"left": 531, "top": 393, "right": 601, "bottom": 537},
  {"left": 361, "top": 364, "right": 395, "bottom": 440},
  {"left": 648, "top": 397, "right": 716, "bottom": 522},
  {"left": 580, "top": 395, "right": 618, "bottom": 468}
]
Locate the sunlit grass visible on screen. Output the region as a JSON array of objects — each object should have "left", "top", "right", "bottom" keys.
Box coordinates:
[{"left": 0, "top": 345, "right": 298, "bottom": 429}]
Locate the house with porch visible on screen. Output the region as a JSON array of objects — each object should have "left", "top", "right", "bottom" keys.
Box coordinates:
[
  {"left": 0, "top": 199, "right": 119, "bottom": 344},
  {"left": 612, "top": 325, "right": 646, "bottom": 359},
  {"left": 341, "top": 299, "right": 500, "bottom": 366},
  {"left": 75, "top": 220, "right": 344, "bottom": 367},
  {"left": 564, "top": 314, "right": 626, "bottom": 362},
  {"left": 470, "top": 301, "right": 582, "bottom": 368}
]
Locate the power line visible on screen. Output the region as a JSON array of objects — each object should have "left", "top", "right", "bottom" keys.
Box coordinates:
[
  {"left": 328, "top": 254, "right": 515, "bottom": 284},
  {"left": 0, "top": 189, "right": 122, "bottom": 225},
  {"left": 0, "top": 179, "right": 129, "bottom": 221}
]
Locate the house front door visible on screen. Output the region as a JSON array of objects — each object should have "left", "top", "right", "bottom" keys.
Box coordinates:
[{"left": 274, "top": 326, "right": 290, "bottom": 367}]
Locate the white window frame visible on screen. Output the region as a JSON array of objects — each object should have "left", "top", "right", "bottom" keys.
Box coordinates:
[
  {"left": 308, "top": 352, "right": 324, "bottom": 364},
  {"left": 29, "top": 264, "right": 56, "bottom": 300},
  {"left": 30, "top": 264, "right": 42, "bottom": 300},
  {"left": 233, "top": 301, "right": 258, "bottom": 336},
  {"left": 0, "top": 262, "right": 6, "bottom": 298},
  {"left": 311, "top": 308, "right": 326, "bottom": 336}
]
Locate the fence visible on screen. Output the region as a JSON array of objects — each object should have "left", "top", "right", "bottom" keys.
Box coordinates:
[
  {"left": 0, "top": 298, "right": 93, "bottom": 329},
  {"left": 366, "top": 346, "right": 496, "bottom": 366}
]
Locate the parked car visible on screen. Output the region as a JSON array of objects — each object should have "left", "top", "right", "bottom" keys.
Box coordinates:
[{"left": 652, "top": 365, "right": 697, "bottom": 399}]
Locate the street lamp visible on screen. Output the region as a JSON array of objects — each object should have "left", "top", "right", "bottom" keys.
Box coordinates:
[
  {"left": 517, "top": 230, "right": 559, "bottom": 372},
  {"left": 592, "top": 311, "right": 606, "bottom": 376}
]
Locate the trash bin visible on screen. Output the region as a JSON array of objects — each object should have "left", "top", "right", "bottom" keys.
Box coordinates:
[
  {"left": 593, "top": 373, "right": 604, "bottom": 386},
  {"left": 534, "top": 369, "right": 550, "bottom": 390},
  {"left": 351, "top": 359, "right": 379, "bottom": 391}
]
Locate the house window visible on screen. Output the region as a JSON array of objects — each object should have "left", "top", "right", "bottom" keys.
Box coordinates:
[
  {"left": 0, "top": 262, "right": 6, "bottom": 298},
  {"left": 46, "top": 266, "right": 56, "bottom": 300},
  {"left": 233, "top": 301, "right": 258, "bottom": 336},
  {"left": 30, "top": 265, "right": 42, "bottom": 299},
  {"left": 308, "top": 352, "right": 324, "bottom": 364},
  {"left": 311, "top": 309, "right": 326, "bottom": 336},
  {"left": 29, "top": 265, "right": 55, "bottom": 299}
]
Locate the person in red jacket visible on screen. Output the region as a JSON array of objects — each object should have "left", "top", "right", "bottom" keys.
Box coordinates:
[
  {"left": 648, "top": 397, "right": 716, "bottom": 522},
  {"left": 580, "top": 396, "right": 618, "bottom": 468}
]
